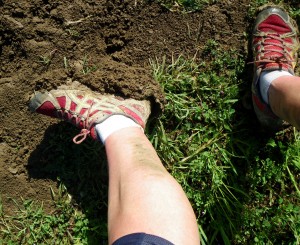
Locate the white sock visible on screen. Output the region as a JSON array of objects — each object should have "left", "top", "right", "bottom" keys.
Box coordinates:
[
  {"left": 259, "top": 70, "right": 292, "bottom": 104},
  {"left": 95, "top": 115, "right": 142, "bottom": 144}
]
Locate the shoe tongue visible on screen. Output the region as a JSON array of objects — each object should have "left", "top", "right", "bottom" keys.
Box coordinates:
[{"left": 259, "top": 15, "right": 291, "bottom": 34}]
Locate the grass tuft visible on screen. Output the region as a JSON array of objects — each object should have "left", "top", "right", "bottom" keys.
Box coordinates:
[
  {"left": 81, "top": 55, "right": 97, "bottom": 74},
  {"left": 153, "top": 0, "right": 218, "bottom": 12}
]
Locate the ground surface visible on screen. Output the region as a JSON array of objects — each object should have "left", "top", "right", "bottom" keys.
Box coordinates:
[{"left": 1, "top": 0, "right": 249, "bottom": 229}]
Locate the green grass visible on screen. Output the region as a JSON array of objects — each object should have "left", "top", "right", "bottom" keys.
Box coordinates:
[
  {"left": 81, "top": 55, "right": 97, "bottom": 75},
  {"left": 37, "top": 50, "right": 58, "bottom": 67},
  {"left": 0, "top": 186, "right": 90, "bottom": 244},
  {"left": 145, "top": 2, "right": 300, "bottom": 241},
  {"left": 148, "top": 36, "right": 300, "bottom": 243},
  {"left": 149, "top": 41, "right": 246, "bottom": 243},
  {"left": 1, "top": 0, "right": 300, "bottom": 244},
  {"left": 153, "top": 0, "right": 218, "bottom": 12}
]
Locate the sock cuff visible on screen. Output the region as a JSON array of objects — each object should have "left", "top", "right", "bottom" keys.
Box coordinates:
[
  {"left": 259, "top": 70, "right": 292, "bottom": 104},
  {"left": 95, "top": 115, "right": 143, "bottom": 144}
]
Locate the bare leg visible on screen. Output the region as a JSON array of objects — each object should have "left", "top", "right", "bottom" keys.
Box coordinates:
[
  {"left": 28, "top": 87, "right": 199, "bottom": 244},
  {"left": 105, "top": 127, "right": 200, "bottom": 245},
  {"left": 269, "top": 75, "right": 300, "bottom": 129}
]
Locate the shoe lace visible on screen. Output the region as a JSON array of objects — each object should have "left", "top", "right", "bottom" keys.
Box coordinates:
[
  {"left": 73, "top": 128, "right": 90, "bottom": 144},
  {"left": 251, "top": 32, "right": 294, "bottom": 68},
  {"left": 57, "top": 100, "right": 96, "bottom": 144}
]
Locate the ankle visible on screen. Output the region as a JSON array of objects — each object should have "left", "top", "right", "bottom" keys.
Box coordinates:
[
  {"left": 259, "top": 70, "right": 292, "bottom": 104},
  {"left": 95, "top": 115, "right": 143, "bottom": 144}
]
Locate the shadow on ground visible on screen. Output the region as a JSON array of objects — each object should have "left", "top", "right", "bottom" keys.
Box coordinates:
[{"left": 27, "top": 122, "right": 109, "bottom": 244}]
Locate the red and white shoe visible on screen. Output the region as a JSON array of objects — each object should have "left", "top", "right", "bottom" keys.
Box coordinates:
[
  {"left": 29, "top": 88, "right": 151, "bottom": 143},
  {"left": 251, "top": 6, "right": 300, "bottom": 130}
]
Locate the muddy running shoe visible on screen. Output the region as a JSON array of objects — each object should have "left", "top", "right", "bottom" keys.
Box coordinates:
[
  {"left": 29, "top": 89, "right": 151, "bottom": 143},
  {"left": 252, "top": 6, "right": 300, "bottom": 130}
]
